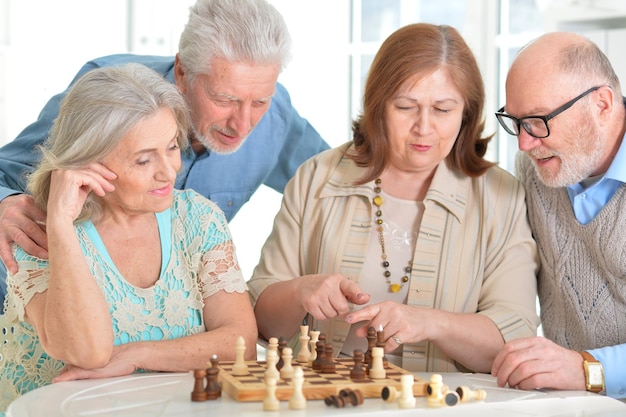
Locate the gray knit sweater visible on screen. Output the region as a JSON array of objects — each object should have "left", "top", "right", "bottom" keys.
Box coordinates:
[{"left": 516, "top": 153, "right": 626, "bottom": 351}]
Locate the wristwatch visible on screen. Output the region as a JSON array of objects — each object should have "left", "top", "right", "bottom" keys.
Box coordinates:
[{"left": 580, "top": 351, "right": 605, "bottom": 393}]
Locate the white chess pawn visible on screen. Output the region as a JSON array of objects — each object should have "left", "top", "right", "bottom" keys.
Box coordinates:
[
  {"left": 297, "top": 325, "right": 311, "bottom": 363},
  {"left": 263, "top": 376, "right": 280, "bottom": 411},
  {"left": 456, "top": 386, "right": 487, "bottom": 402},
  {"left": 369, "top": 347, "right": 386, "bottom": 379},
  {"left": 265, "top": 349, "right": 280, "bottom": 383},
  {"left": 231, "top": 335, "right": 248, "bottom": 376},
  {"left": 280, "top": 347, "right": 294, "bottom": 379},
  {"left": 308, "top": 330, "right": 320, "bottom": 365},
  {"left": 398, "top": 374, "right": 416, "bottom": 408},
  {"left": 288, "top": 366, "right": 306, "bottom": 410},
  {"left": 427, "top": 374, "right": 446, "bottom": 408},
  {"left": 268, "top": 337, "right": 279, "bottom": 356}
]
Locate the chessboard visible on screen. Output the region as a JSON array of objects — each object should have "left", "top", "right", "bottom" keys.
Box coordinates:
[{"left": 217, "top": 358, "right": 427, "bottom": 402}]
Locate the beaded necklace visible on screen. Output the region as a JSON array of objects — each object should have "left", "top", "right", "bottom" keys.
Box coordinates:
[{"left": 372, "top": 178, "right": 413, "bottom": 293}]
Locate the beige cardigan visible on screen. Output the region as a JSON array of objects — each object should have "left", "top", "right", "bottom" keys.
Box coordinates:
[{"left": 248, "top": 142, "right": 539, "bottom": 372}]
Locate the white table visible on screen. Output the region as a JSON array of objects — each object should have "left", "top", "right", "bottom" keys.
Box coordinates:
[{"left": 7, "top": 371, "right": 626, "bottom": 417}]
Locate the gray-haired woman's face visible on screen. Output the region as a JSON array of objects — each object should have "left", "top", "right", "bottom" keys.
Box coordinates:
[{"left": 100, "top": 107, "right": 182, "bottom": 214}]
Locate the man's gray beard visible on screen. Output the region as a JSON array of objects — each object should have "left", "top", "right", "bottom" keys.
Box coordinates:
[
  {"left": 191, "top": 124, "right": 247, "bottom": 155},
  {"left": 532, "top": 126, "right": 604, "bottom": 188}
]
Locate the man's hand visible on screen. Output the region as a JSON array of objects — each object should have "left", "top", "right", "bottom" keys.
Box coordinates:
[
  {"left": 491, "top": 336, "right": 586, "bottom": 391},
  {"left": 0, "top": 194, "right": 48, "bottom": 273}
]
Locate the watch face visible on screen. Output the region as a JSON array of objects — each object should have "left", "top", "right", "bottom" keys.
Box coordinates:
[{"left": 589, "top": 363, "right": 604, "bottom": 385}]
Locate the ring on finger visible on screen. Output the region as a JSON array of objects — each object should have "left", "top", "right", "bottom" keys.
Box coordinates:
[{"left": 391, "top": 334, "right": 402, "bottom": 345}]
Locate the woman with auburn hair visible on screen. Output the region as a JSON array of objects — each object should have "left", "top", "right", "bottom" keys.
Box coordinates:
[{"left": 248, "top": 23, "right": 539, "bottom": 373}]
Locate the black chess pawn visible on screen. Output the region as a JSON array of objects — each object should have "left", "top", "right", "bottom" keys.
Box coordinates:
[
  {"left": 350, "top": 350, "right": 366, "bottom": 381},
  {"left": 324, "top": 394, "right": 345, "bottom": 408},
  {"left": 312, "top": 340, "right": 325, "bottom": 371},
  {"left": 319, "top": 343, "right": 336, "bottom": 373},
  {"left": 276, "top": 336, "right": 288, "bottom": 370},
  {"left": 205, "top": 367, "right": 221, "bottom": 400},
  {"left": 191, "top": 369, "right": 208, "bottom": 401},
  {"left": 339, "top": 388, "right": 364, "bottom": 406}
]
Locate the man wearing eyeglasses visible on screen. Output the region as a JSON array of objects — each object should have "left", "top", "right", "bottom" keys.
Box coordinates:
[{"left": 491, "top": 32, "right": 626, "bottom": 399}]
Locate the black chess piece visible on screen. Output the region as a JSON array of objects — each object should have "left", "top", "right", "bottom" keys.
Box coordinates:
[
  {"left": 349, "top": 349, "right": 366, "bottom": 380},
  {"left": 191, "top": 369, "right": 208, "bottom": 401},
  {"left": 312, "top": 340, "right": 325, "bottom": 371},
  {"left": 205, "top": 367, "right": 221, "bottom": 400},
  {"left": 277, "top": 336, "right": 288, "bottom": 370},
  {"left": 365, "top": 326, "right": 377, "bottom": 369},
  {"left": 319, "top": 343, "right": 336, "bottom": 373}
]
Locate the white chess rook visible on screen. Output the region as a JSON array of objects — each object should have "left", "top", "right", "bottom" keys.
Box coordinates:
[{"left": 369, "top": 347, "right": 386, "bottom": 379}]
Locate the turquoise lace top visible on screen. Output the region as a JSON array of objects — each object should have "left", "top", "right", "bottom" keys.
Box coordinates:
[{"left": 0, "top": 189, "right": 247, "bottom": 412}]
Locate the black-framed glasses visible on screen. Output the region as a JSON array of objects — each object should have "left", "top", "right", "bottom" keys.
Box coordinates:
[{"left": 495, "top": 86, "right": 602, "bottom": 138}]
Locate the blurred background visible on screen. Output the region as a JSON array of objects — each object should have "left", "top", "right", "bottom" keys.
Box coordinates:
[{"left": 1, "top": 0, "right": 626, "bottom": 278}]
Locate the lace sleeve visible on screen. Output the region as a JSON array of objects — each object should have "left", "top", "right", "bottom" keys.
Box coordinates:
[
  {"left": 3, "top": 246, "right": 50, "bottom": 323},
  {"left": 174, "top": 190, "right": 248, "bottom": 299},
  {"left": 197, "top": 240, "right": 247, "bottom": 299}
]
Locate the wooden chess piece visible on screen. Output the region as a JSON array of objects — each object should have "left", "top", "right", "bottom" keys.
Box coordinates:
[
  {"left": 312, "top": 340, "right": 325, "bottom": 371},
  {"left": 349, "top": 349, "right": 366, "bottom": 381},
  {"left": 205, "top": 367, "right": 221, "bottom": 400},
  {"left": 268, "top": 336, "right": 279, "bottom": 357},
  {"left": 444, "top": 390, "right": 460, "bottom": 406},
  {"left": 427, "top": 374, "right": 446, "bottom": 407},
  {"left": 456, "top": 386, "right": 487, "bottom": 402},
  {"left": 339, "top": 388, "right": 364, "bottom": 406},
  {"left": 369, "top": 347, "right": 385, "bottom": 379},
  {"left": 319, "top": 343, "right": 336, "bottom": 373},
  {"left": 263, "top": 376, "right": 280, "bottom": 411},
  {"left": 365, "top": 326, "right": 377, "bottom": 368},
  {"left": 308, "top": 329, "right": 320, "bottom": 365},
  {"left": 375, "top": 326, "right": 389, "bottom": 369},
  {"left": 398, "top": 374, "right": 416, "bottom": 409},
  {"left": 381, "top": 385, "right": 400, "bottom": 402},
  {"left": 324, "top": 394, "right": 345, "bottom": 408},
  {"left": 191, "top": 368, "right": 208, "bottom": 401},
  {"left": 280, "top": 347, "right": 294, "bottom": 379},
  {"left": 210, "top": 354, "right": 219, "bottom": 369},
  {"left": 276, "top": 336, "right": 288, "bottom": 370},
  {"left": 288, "top": 366, "right": 306, "bottom": 410},
  {"left": 264, "top": 348, "right": 280, "bottom": 383},
  {"left": 232, "top": 335, "right": 249, "bottom": 376},
  {"left": 297, "top": 325, "right": 311, "bottom": 363}
]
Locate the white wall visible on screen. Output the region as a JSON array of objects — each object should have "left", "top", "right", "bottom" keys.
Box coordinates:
[{"left": 0, "top": 0, "right": 129, "bottom": 145}]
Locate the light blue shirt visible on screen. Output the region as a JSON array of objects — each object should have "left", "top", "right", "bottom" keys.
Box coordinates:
[
  {"left": 567, "top": 132, "right": 626, "bottom": 224},
  {"left": 566, "top": 133, "right": 626, "bottom": 398},
  {"left": 0, "top": 54, "right": 329, "bottom": 305},
  {"left": 588, "top": 346, "right": 626, "bottom": 398}
]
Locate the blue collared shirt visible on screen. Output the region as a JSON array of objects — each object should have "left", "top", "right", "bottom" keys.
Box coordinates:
[
  {"left": 567, "top": 133, "right": 626, "bottom": 224},
  {"left": 566, "top": 133, "right": 626, "bottom": 399}
]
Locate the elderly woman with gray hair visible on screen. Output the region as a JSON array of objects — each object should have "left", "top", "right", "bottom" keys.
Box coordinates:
[{"left": 0, "top": 63, "right": 256, "bottom": 411}]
